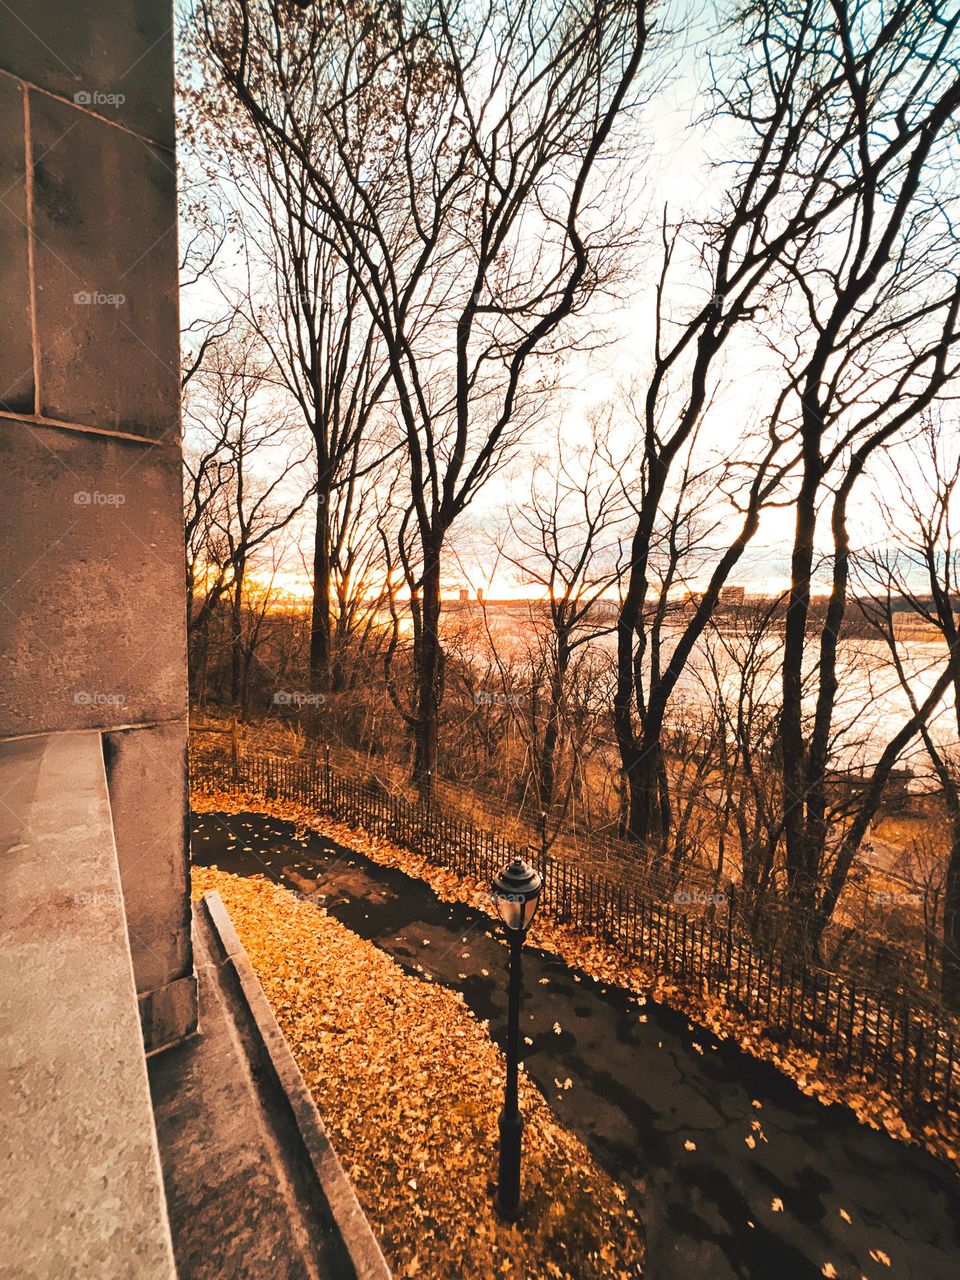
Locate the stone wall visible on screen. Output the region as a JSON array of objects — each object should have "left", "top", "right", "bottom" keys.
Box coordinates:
[{"left": 0, "top": 0, "right": 195, "bottom": 1051}]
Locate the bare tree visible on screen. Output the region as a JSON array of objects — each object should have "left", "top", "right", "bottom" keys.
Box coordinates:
[
  {"left": 202, "top": 0, "right": 653, "bottom": 794},
  {"left": 178, "top": 107, "right": 243, "bottom": 639},
  {"left": 182, "top": 326, "right": 314, "bottom": 713},
  {"left": 613, "top": 0, "right": 960, "bottom": 871},
  {"left": 185, "top": 17, "right": 396, "bottom": 694},
  {"left": 484, "top": 429, "right": 627, "bottom": 852},
  {"left": 183, "top": 405, "right": 232, "bottom": 633},
  {"left": 735, "top": 1, "right": 960, "bottom": 932},
  {"left": 176, "top": 122, "right": 238, "bottom": 396},
  {"left": 857, "top": 413, "right": 960, "bottom": 1002},
  {"left": 615, "top": 386, "right": 784, "bottom": 851},
  {"left": 307, "top": 451, "right": 400, "bottom": 691},
  {"left": 695, "top": 594, "right": 787, "bottom": 928}
]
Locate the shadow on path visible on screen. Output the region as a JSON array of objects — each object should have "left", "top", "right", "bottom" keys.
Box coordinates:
[{"left": 193, "top": 810, "right": 960, "bottom": 1280}]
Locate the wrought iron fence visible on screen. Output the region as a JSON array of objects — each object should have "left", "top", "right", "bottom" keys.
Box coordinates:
[{"left": 193, "top": 746, "right": 960, "bottom": 1126}]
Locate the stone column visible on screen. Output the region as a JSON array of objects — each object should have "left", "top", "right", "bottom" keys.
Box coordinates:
[{"left": 0, "top": 0, "right": 195, "bottom": 1051}]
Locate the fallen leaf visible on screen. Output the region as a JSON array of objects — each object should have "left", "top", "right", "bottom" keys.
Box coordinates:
[{"left": 189, "top": 863, "right": 646, "bottom": 1280}]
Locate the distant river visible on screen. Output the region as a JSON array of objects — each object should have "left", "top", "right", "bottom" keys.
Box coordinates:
[{"left": 439, "top": 605, "right": 957, "bottom": 780}]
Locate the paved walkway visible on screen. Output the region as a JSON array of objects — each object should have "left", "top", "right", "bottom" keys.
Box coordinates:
[{"left": 193, "top": 810, "right": 960, "bottom": 1280}]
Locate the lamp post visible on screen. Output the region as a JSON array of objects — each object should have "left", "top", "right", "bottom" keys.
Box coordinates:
[{"left": 491, "top": 856, "right": 543, "bottom": 1221}]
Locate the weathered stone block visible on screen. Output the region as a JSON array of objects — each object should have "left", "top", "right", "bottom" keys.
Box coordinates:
[
  {"left": 0, "top": 75, "right": 34, "bottom": 414},
  {"left": 0, "top": 2, "right": 175, "bottom": 147},
  {"left": 139, "top": 973, "right": 199, "bottom": 1056},
  {"left": 0, "top": 422, "right": 188, "bottom": 736},
  {"left": 0, "top": 732, "right": 177, "bottom": 1279},
  {"left": 31, "top": 92, "right": 180, "bottom": 438},
  {"left": 105, "top": 720, "right": 193, "bottom": 1002}
]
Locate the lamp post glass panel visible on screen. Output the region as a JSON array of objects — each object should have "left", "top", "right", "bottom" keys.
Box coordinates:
[{"left": 491, "top": 857, "right": 543, "bottom": 1220}]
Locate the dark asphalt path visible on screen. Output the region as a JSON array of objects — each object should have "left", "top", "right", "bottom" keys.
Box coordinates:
[{"left": 193, "top": 810, "right": 960, "bottom": 1280}]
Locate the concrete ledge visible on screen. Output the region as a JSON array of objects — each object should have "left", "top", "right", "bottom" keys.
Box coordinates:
[
  {"left": 105, "top": 721, "right": 194, "bottom": 1011},
  {"left": 0, "top": 732, "right": 176, "bottom": 1278},
  {"left": 140, "top": 972, "right": 199, "bottom": 1057},
  {"left": 200, "top": 891, "right": 392, "bottom": 1280}
]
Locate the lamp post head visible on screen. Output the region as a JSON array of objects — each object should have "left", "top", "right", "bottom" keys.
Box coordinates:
[{"left": 492, "top": 858, "right": 543, "bottom": 935}]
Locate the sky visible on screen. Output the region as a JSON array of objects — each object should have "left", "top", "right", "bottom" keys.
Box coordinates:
[{"left": 176, "top": 0, "right": 953, "bottom": 606}]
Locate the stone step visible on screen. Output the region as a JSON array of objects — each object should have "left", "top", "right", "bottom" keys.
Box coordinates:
[{"left": 0, "top": 731, "right": 176, "bottom": 1278}]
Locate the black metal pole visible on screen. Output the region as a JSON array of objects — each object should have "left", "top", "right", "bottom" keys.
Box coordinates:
[{"left": 495, "top": 929, "right": 524, "bottom": 1219}]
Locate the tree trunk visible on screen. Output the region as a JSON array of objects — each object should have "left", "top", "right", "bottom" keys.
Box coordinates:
[
  {"left": 614, "top": 488, "right": 661, "bottom": 845},
  {"left": 229, "top": 564, "right": 245, "bottom": 711},
  {"left": 616, "top": 474, "right": 761, "bottom": 848},
  {"left": 625, "top": 734, "right": 665, "bottom": 854},
  {"left": 310, "top": 496, "right": 332, "bottom": 692},
  {"left": 781, "top": 457, "right": 821, "bottom": 908},
  {"left": 942, "top": 809, "right": 960, "bottom": 1008},
  {"left": 538, "top": 639, "right": 569, "bottom": 823},
  {"left": 412, "top": 547, "right": 443, "bottom": 799},
  {"left": 191, "top": 616, "right": 211, "bottom": 706}
]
